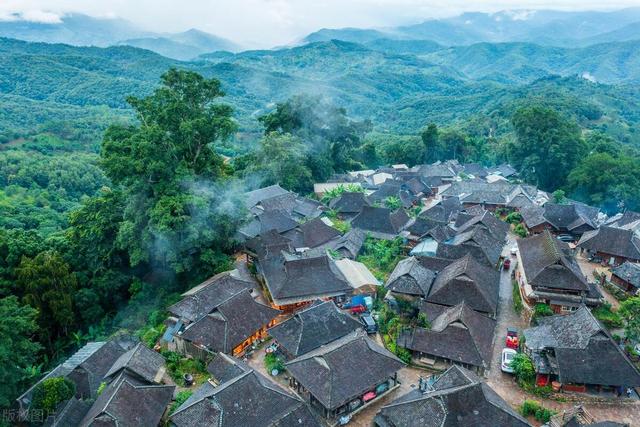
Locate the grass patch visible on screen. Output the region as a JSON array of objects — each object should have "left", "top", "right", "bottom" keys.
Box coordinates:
[
  {"left": 520, "top": 399, "right": 556, "bottom": 423},
  {"left": 592, "top": 302, "right": 623, "bottom": 329},
  {"left": 264, "top": 353, "right": 285, "bottom": 374},
  {"left": 357, "top": 236, "right": 405, "bottom": 281},
  {"left": 169, "top": 390, "right": 193, "bottom": 414},
  {"left": 161, "top": 350, "right": 209, "bottom": 386},
  {"left": 512, "top": 280, "right": 523, "bottom": 314}
]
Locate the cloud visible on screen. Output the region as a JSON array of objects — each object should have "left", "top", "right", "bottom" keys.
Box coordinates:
[
  {"left": 0, "top": 9, "right": 62, "bottom": 23},
  {"left": 1, "top": 0, "right": 639, "bottom": 47}
]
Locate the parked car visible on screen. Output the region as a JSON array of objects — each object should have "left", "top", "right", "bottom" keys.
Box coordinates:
[
  {"left": 503, "top": 258, "right": 511, "bottom": 270},
  {"left": 556, "top": 234, "right": 575, "bottom": 242},
  {"left": 510, "top": 246, "right": 518, "bottom": 256},
  {"left": 350, "top": 305, "right": 367, "bottom": 314},
  {"left": 360, "top": 313, "right": 378, "bottom": 334},
  {"left": 505, "top": 327, "right": 519, "bottom": 349},
  {"left": 501, "top": 348, "right": 518, "bottom": 373}
]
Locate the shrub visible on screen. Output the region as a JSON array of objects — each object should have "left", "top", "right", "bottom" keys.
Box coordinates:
[
  {"left": 592, "top": 302, "right": 623, "bottom": 329},
  {"left": 513, "top": 223, "right": 527, "bottom": 238},
  {"left": 511, "top": 354, "right": 535, "bottom": 385},
  {"left": 384, "top": 196, "right": 401, "bottom": 210},
  {"left": 96, "top": 381, "right": 107, "bottom": 396},
  {"left": 417, "top": 313, "right": 430, "bottom": 329},
  {"left": 161, "top": 350, "right": 208, "bottom": 386},
  {"left": 521, "top": 399, "right": 556, "bottom": 423},
  {"left": 512, "top": 280, "right": 523, "bottom": 314},
  {"left": 395, "top": 346, "right": 413, "bottom": 364},
  {"left": 169, "top": 390, "right": 193, "bottom": 414},
  {"left": 30, "top": 377, "right": 76, "bottom": 415},
  {"left": 505, "top": 212, "right": 523, "bottom": 224},
  {"left": 532, "top": 303, "right": 554, "bottom": 322},
  {"left": 264, "top": 353, "right": 285, "bottom": 374}
]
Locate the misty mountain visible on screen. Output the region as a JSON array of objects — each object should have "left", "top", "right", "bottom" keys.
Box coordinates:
[
  {"left": 120, "top": 29, "right": 240, "bottom": 60},
  {"left": 3, "top": 35, "right": 640, "bottom": 145},
  {"left": 0, "top": 14, "right": 239, "bottom": 60},
  {"left": 303, "top": 8, "right": 640, "bottom": 47}
]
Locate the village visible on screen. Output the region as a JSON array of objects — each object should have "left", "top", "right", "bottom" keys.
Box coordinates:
[{"left": 17, "top": 160, "right": 640, "bottom": 426}]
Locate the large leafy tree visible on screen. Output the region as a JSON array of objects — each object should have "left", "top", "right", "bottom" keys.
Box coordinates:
[
  {"left": 100, "top": 69, "right": 240, "bottom": 277},
  {"left": 509, "top": 106, "right": 586, "bottom": 190},
  {"left": 619, "top": 297, "right": 640, "bottom": 343},
  {"left": 0, "top": 296, "right": 42, "bottom": 408},
  {"left": 242, "top": 133, "right": 313, "bottom": 193},
  {"left": 17, "top": 251, "right": 77, "bottom": 351},
  {"left": 259, "top": 94, "right": 371, "bottom": 180}
]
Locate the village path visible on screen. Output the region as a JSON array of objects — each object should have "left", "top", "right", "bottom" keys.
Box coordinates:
[
  {"left": 486, "top": 235, "right": 640, "bottom": 426},
  {"left": 576, "top": 254, "right": 620, "bottom": 310}
]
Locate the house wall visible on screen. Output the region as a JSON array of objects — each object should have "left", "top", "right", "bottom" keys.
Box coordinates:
[
  {"left": 411, "top": 351, "right": 484, "bottom": 376},
  {"left": 611, "top": 274, "right": 637, "bottom": 294}
]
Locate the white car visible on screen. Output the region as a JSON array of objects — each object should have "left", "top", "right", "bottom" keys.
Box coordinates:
[
  {"left": 501, "top": 348, "right": 517, "bottom": 373},
  {"left": 510, "top": 246, "right": 518, "bottom": 256}
]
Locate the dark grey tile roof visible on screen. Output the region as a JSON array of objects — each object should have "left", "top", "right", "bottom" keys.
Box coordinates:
[
  {"left": 386, "top": 256, "right": 437, "bottom": 298},
  {"left": 245, "top": 229, "right": 294, "bottom": 259},
  {"left": 517, "top": 230, "right": 589, "bottom": 293},
  {"left": 207, "top": 353, "right": 251, "bottom": 384},
  {"left": 374, "top": 365, "right": 530, "bottom": 427},
  {"left": 489, "top": 164, "right": 517, "bottom": 178},
  {"left": 245, "top": 185, "right": 290, "bottom": 209},
  {"left": 181, "top": 291, "right": 279, "bottom": 353},
  {"left": 260, "top": 192, "right": 298, "bottom": 213},
  {"left": 521, "top": 205, "right": 546, "bottom": 228},
  {"left": 420, "top": 197, "right": 462, "bottom": 223},
  {"left": 329, "top": 192, "right": 372, "bottom": 214},
  {"left": 171, "top": 359, "right": 321, "bottom": 427},
  {"left": 524, "top": 306, "right": 640, "bottom": 387},
  {"left": 543, "top": 203, "right": 599, "bottom": 232},
  {"left": 611, "top": 262, "right": 640, "bottom": 289},
  {"left": 268, "top": 300, "right": 362, "bottom": 358},
  {"left": 453, "top": 210, "right": 509, "bottom": 242},
  {"left": 404, "top": 217, "right": 446, "bottom": 239},
  {"left": 44, "top": 397, "right": 91, "bottom": 427},
  {"left": 578, "top": 226, "right": 640, "bottom": 261},
  {"left": 403, "top": 177, "right": 428, "bottom": 196},
  {"left": 80, "top": 372, "right": 175, "bottom": 427},
  {"left": 168, "top": 272, "right": 255, "bottom": 322},
  {"left": 283, "top": 217, "right": 341, "bottom": 250},
  {"left": 351, "top": 206, "right": 410, "bottom": 239},
  {"left": 606, "top": 210, "right": 640, "bottom": 229},
  {"left": 322, "top": 228, "right": 366, "bottom": 259},
  {"left": 401, "top": 302, "right": 495, "bottom": 369},
  {"left": 418, "top": 163, "right": 457, "bottom": 178},
  {"left": 292, "top": 197, "right": 324, "bottom": 219},
  {"left": 441, "top": 181, "right": 537, "bottom": 207},
  {"left": 104, "top": 342, "right": 166, "bottom": 384},
  {"left": 426, "top": 254, "right": 499, "bottom": 315},
  {"left": 462, "top": 163, "right": 488, "bottom": 178},
  {"left": 17, "top": 339, "right": 136, "bottom": 409},
  {"left": 285, "top": 331, "right": 404, "bottom": 410},
  {"left": 437, "top": 225, "right": 503, "bottom": 267},
  {"left": 260, "top": 252, "right": 352, "bottom": 306}
]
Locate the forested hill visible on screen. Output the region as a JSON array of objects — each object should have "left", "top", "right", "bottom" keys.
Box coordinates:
[{"left": 1, "top": 36, "right": 640, "bottom": 148}]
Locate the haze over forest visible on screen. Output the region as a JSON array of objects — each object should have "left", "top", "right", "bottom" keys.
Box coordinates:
[{"left": 3, "top": 3, "right": 640, "bottom": 421}]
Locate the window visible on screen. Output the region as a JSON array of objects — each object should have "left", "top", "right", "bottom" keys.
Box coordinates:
[{"left": 561, "top": 306, "right": 577, "bottom": 312}]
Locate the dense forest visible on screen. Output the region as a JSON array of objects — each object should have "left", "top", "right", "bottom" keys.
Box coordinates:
[{"left": 3, "top": 29, "right": 640, "bottom": 412}]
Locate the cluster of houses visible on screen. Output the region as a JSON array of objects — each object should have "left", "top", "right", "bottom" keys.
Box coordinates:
[{"left": 18, "top": 159, "right": 640, "bottom": 426}]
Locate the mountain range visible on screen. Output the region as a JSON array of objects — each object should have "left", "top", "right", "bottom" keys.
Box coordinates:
[{"left": 0, "top": 13, "right": 240, "bottom": 60}]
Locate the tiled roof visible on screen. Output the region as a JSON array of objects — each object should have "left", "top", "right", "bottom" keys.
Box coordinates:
[
  {"left": 426, "top": 254, "right": 499, "bottom": 315},
  {"left": 79, "top": 372, "right": 175, "bottom": 427},
  {"left": 517, "top": 230, "right": 588, "bottom": 292},
  {"left": 524, "top": 306, "right": 640, "bottom": 387},
  {"left": 374, "top": 365, "right": 530, "bottom": 427},
  {"left": 577, "top": 226, "right": 640, "bottom": 261},
  {"left": 268, "top": 300, "right": 362, "bottom": 358},
  {"left": 611, "top": 262, "right": 640, "bottom": 289},
  {"left": 168, "top": 272, "right": 254, "bottom": 322},
  {"left": 260, "top": 252, "right": 352, "bottom": 306},
  {"left": 181, "top": 291, "right": 279, "bottom": 353},
  {"left": 283, "top": 217, "right": 341, "bottom": 250},
  {"left": 171, "top": 356, "right": 321, "bottom": 427},
  {"left": 104, "top": 342, "right": 166, "bottom": 384},
  {"left": 285, "top": 331, "right": 404, "bottom": 410},
  {"left": 386, "top": 256, "right": 437, "bottom": 298},
  {"left": 351, "top": 206, "right": 409, "bottom": 239},
  {"left": 328, "top": 192, "right": 371, "bottom": 214},
  {"left": 245, "top": 185, "right": 290, "bottom": 208},
  {"left": 401, "top": 302, "right": 495, "bottom": 368}
]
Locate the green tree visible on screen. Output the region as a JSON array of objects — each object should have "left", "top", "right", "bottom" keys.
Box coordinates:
[
  {"left": 100, "top": 69, "right": 240, "bottom": 277},
  {"left": 243, "top": 133, "right": 313, "bottom": 193},
  {"left": 619, "top": 297, "right": 640, "bottom": 343},
  {"left": 30, "top": 377, "right": 75, "bottom": 416},
  {"left": 421, "top": 123, "right": 438, "bottom": 162},
  {"left": 552, "top": 190, "right": 567, "bottom": 204},
  {"left": 259, "top": 95, "right": 371, "bottom": 177},
  {"left": 509, "top": 106, "right": 586, "bottom": 190},
  {"left": 0, "top": 296, "right": 42, "bottom": 408},
  {"left": 17, "top": 251, "right": 77, "bottom": 350},
  {"left": 511, "top": 353, "right": 536, "bottom": 386},
  {"left": 567, "top": 152, "right": 640, "bottom": 213}
]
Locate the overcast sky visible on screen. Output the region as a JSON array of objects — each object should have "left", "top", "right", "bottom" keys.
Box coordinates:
[{"left": 1, "top": 0, "right": 639, "bottom": 47}]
